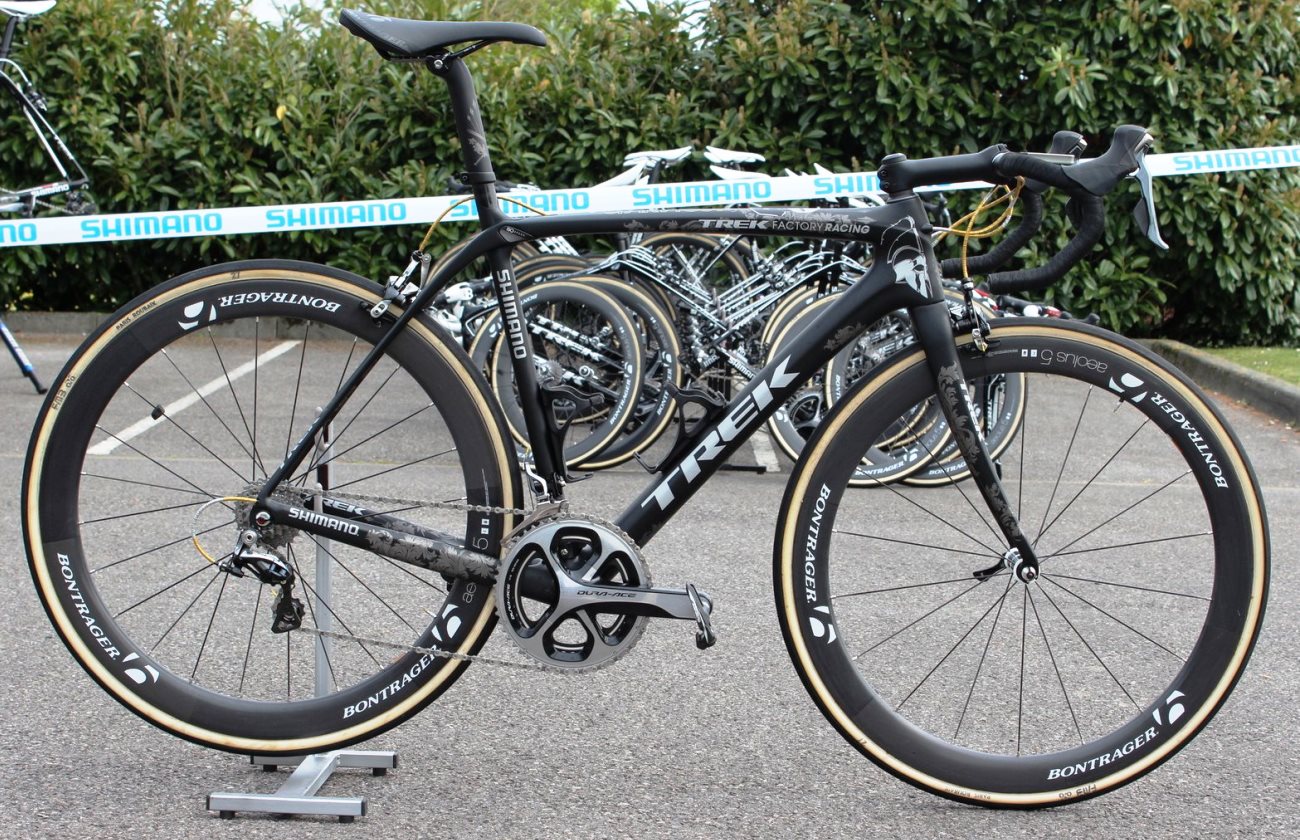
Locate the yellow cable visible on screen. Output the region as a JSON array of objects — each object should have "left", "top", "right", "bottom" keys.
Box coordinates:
[
  {"left": 418, "top": 193, "right": 550, "bottom": 253},
  {"left": 191, "top": 496, "right": 259, "bottom": 565},
  {"left": 420, "top": 196, "right": 477, "bottom": 252},
  {"left": 933, "top": 179, "right": 1024, "bottom": 279}
]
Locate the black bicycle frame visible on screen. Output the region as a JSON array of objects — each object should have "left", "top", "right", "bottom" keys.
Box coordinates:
[{"left": 255, "top": 50, "right": 1036, "bottom": 570}]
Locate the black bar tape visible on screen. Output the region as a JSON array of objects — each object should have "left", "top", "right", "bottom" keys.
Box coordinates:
[
  {"left": 993, "top": 153, "right": 1078, "bottom": 192},
  {"left": 985, "top": 193, "right": 1105, "bottom": 294}
]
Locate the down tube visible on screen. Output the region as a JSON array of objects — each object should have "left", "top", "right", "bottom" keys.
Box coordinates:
[{"left": 616, "top": 258, "right": 927, "bottom": 546}]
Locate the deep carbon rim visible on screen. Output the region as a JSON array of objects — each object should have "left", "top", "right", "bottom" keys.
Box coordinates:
[
  {"left": 776, "top": 322, "right": 1267, "bottom": 806},
  {"left": 24, "top": 262, "right": 518, "bottom": 754}
]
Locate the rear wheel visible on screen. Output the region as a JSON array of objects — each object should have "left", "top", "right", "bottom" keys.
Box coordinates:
[
  {"left": 24, "top": 261, "right": 519, "bottom": 754},
  {"left": 776, "top": 321, "right": 1268, "bottom": 806}
]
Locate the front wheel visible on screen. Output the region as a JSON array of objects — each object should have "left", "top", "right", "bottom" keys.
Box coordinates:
[
  {"left": 775, "top": 321, "right": 1268, "bottom": 806},
  {"left": 24, "top": 261, "right": 520, "bottom": 755}
]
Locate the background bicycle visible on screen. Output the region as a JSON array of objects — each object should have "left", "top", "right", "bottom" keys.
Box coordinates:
[{"left": 1, "top": 0, "right": 94, "bottom": 393}]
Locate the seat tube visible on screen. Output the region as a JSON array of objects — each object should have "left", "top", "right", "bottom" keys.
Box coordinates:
[{"left": 430, "top": 54, "right": 566, "bottom": 498}]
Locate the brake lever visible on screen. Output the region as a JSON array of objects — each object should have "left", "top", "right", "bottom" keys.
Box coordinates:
[{"left": 1132, "top": 147, "right": 1169, "bottom": 250}]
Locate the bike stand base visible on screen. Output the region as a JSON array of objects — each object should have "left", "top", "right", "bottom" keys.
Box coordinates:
[{"left": 206, "top": 750, "right": 397, "bottom": 822}]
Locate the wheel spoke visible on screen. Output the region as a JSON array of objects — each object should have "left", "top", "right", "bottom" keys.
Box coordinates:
[
  {"left": 192, "top": 573, "right": 231, "bottom": 681},
  {"left": 283, "top": 321, "right": 313, "bottom": 463},
  {"left": 1033, "top": 385, "right": 1092, "bottom": 549},
  {"left": 326, "top": 447, "right": 458, "bottom": 492},
  {"left": 1042, "top": 470, "right": 1195, "bottom": 559},
  {"left": 91, "top": 521, "right": 230, "bottom": 574},
  {"left": 948, "top": 577, "right": 1014, "bottom": 731},
  {"left": 160, "top": 345, "right": 261, "bottom": 471},
  {"left": 1036, "top": 582, "right": 1141, "bottom": 710},
  {"left": 1043, "top": 575, "right": 1185, "bottom": 662},
  {"left": 1027, "top": 587, "right": 1084, "bottom": 746},
  {"left": 291, "top": 402, "right": 437, "bottom": 486},
  {"left": 835, "top": 528, "right": 995, "bottom": 560},
  {"left": 853, "top": 579, "right": 987, "bottom": 659},
  {"left": 1035, "top": 416, "right": 1151, "bottom": 548}
]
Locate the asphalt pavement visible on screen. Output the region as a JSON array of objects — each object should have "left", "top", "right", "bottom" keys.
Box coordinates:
[{"left": 2, "top": 331, "right": 1297, "bottom": 839}]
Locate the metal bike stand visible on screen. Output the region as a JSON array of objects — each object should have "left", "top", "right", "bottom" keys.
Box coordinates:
[
  {"left": 1, "top": 314, "right": 47, "bottom": 393},
  {"left": 207, "top": 419, "right": 398, "bottom": 821}
]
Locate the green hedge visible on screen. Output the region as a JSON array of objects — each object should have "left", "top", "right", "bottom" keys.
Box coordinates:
[{"left": 2, "top": 0, "right": 1296, "bottom": 343}]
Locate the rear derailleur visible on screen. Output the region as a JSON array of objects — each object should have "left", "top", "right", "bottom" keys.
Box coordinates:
[{"left": 219, "top": 529, "right": 304, "bottom": 633}]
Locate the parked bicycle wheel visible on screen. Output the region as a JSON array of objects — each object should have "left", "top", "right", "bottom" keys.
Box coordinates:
[
  {"left": 898, "top": 370, "right": 1027, "bottom": 487},
  {"left": 517, "top": 266, "right": 683, "bottom": 468},
  {"left": 776, "top": 320, "right": 1268, "bottom": 806},
  {"left": 637, "top": 231, "right": 753, "bottom": 293},
  {"left": 514, "top": 254, "right": 592, "bottom": 286},
  {"left": 23, "top": 261, "right": 521, "bottom": 754},
  {"left": 468, "top": 280, "right": 644, "bottom": 468},
  {"left": 765, "top": 294, "right": 947, "bottom": 482},
  {"left": 429, "top": 236, "right": 543, "bottom": 284}
]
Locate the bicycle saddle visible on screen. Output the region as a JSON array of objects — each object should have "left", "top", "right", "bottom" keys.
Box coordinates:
[
  {"left": 703, "top": 146, "right": 766, "bottom": 166},
  {"left": 622, "top": 146, "right": 694, "bottom": 167},
  {"left": 0, "top": 0, "right": 57, "bottom": 18},
  {"left": 340, "top": 8, "right": 546, "bottom": 60}
]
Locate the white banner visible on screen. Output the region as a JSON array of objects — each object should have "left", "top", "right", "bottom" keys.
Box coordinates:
[{"left": 2, "top": 146, "right": 1297, "bottom": 249}]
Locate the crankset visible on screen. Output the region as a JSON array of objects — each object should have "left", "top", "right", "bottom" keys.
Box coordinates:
[{"left": 496, "top": 516, "right": 716, "bottom": 671}]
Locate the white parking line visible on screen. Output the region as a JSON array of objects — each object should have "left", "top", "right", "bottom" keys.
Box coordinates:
[{"left": 87, "top": 339, "right": 301, "bottom": 455}]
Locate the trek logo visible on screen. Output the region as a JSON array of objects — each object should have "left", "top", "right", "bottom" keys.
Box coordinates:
[
  {"left": 698, "top": 218, "right": 772, "bottom": 231},
  {"left": 642, "top": 357, "right": 798, "bottom": 511}
]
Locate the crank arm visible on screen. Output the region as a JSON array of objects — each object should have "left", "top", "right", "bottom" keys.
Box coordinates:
[
  {"left": 556, "top": 579, "right": 714, "bottom": 621},
  {"left": 530, "top": 554, "right": 713, "bottom": 622}
]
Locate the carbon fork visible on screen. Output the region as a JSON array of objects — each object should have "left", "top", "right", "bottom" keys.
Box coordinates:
[{"left": 909, "top": 300, "right": 1040, "bottom": 581}]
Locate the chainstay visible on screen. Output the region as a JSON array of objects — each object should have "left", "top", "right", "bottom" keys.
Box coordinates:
[{"left": 295, "top": 492, "right": 628, "bottom": 673}]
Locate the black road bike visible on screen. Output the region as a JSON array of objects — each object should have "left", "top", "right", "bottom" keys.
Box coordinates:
[{"left": 23, "top": 10, "right": 1269, "bottom": 808}]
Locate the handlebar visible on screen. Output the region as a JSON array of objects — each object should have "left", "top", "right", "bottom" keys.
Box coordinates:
[{"left": 883, "top": 125, "right": 1154, "bottom": 294}]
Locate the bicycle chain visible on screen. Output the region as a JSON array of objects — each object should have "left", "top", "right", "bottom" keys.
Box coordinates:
[{"left": 317, "top": 487, "right": 532, "bottom": 518}]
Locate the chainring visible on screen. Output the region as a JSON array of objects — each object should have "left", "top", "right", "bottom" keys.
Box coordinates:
[{"left": 495, "top": 516, "right": 650, "bottom": 672}]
